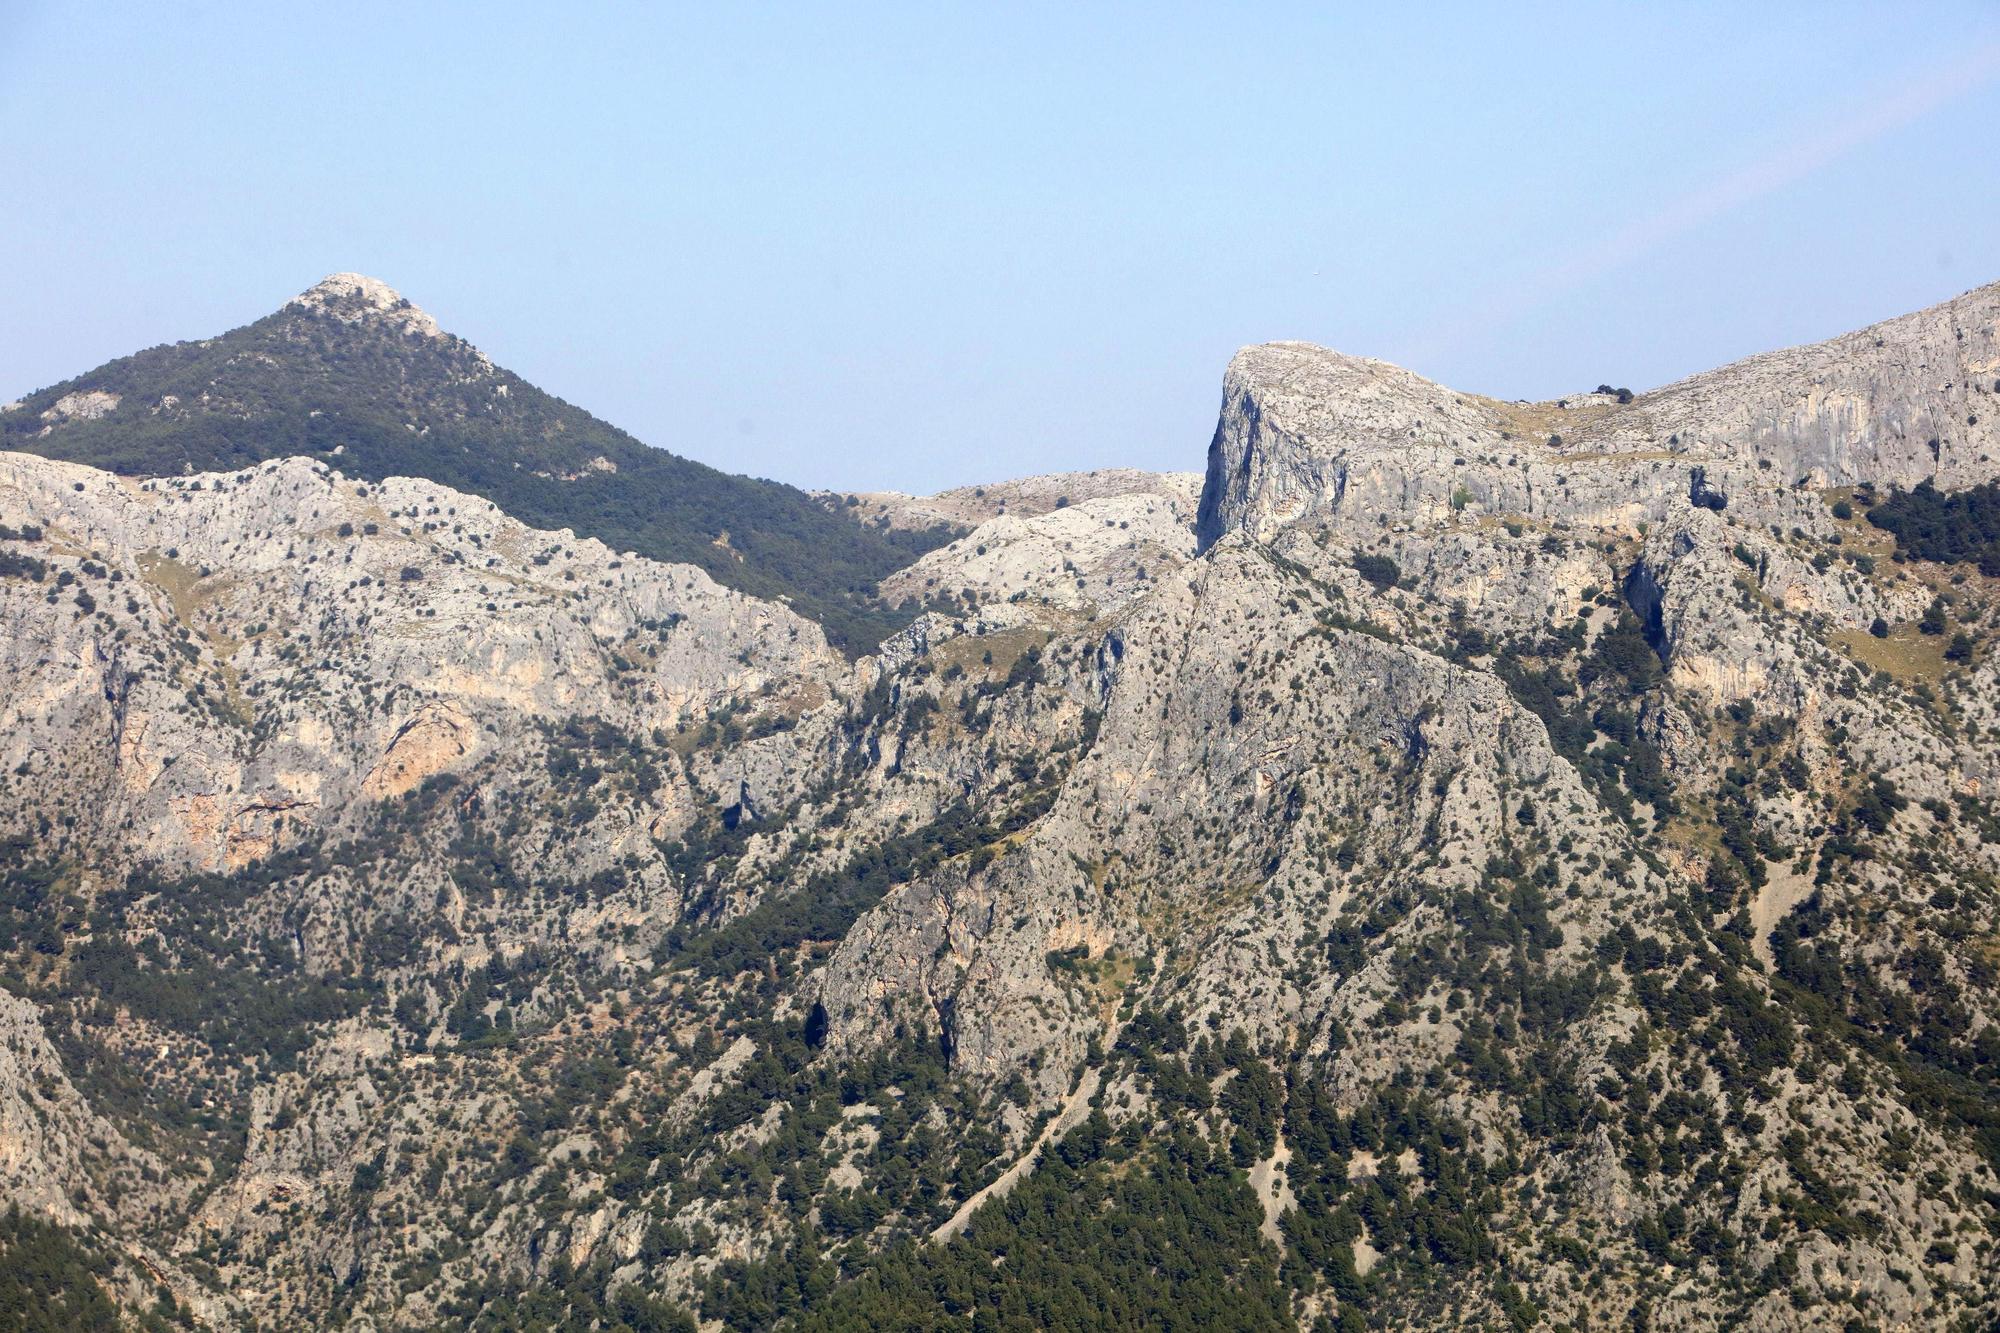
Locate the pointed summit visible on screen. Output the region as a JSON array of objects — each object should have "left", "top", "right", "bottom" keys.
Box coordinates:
[
  {"left": 1, "top": 271, "right": 953, "bottom": 649},
  {"left": 291, "top": 272, "right": 443, "bottom": 339}
]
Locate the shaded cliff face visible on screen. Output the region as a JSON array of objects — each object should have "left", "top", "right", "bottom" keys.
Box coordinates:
[
  {"left": 1199, "top": 280, "right": 2000, "bottom": 550},
  {"left": 3, "top": 283, "right": 2000, "bottom": 1331}
]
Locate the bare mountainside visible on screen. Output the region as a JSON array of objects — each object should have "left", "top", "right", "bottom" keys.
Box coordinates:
[{"left": 0, "top": 282, "right": 1998, "bottom": 1330}]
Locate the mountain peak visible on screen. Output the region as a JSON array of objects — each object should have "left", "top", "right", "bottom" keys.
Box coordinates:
[
  {"left": 290, "top": 271, "right": 443, "bottom": 338},
  {"left": 1199, "top": 280, "right": 2000, "bottom": 549}
]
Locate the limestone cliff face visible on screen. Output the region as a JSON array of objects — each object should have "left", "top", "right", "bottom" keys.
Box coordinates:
[
  {"left": 3, "top": 282, "right": 1999, "bottom": 1331},
  {"left": 817, "top": 281, "right": 2000, "bottom": 1329},
  {"left": 1618, "top": 282, "right": 2000, "bottom": 488},
  {"left": 1196, "top": 344, "right": 1508, "bottom": 547},
  {"left": 0, "top": 451, "right": 839, "bottom": 872},
  {"left": 879, "top": 473, "right": 1200, "bottom": 620},
  {"left": 1199, "top": 280, "right": 2000, "bottom": 549}
]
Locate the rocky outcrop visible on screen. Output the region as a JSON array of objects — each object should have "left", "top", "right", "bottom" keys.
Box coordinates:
[
  {"left": 834, "top": 468, "right": 1200, "bottom": 533},
  {"left": 1196, "top": 344, "right": 1506, "bottom": 546},
  {"left": 1199, "top": 279, "right": 2000, "bottom": 549},
  {"left": 0, "top": 450, "right": 840, "bottom": 871},
  {"left": 1, "top": 280, "right": 1997, "bottom": 1331},
  {"left": 879, "top": 475, "right": 1200, "bottom": 618},
  {"left": 0, "top": 992, "right": 139, "bottom": 1227},
  {"left": 38, "top": 389, "right": 121, "bottom": 431},
  {"left": 287, "top": 272, "right": 446, "bottom": 339}
]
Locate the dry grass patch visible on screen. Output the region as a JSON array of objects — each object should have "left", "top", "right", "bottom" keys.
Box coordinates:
[
  {"left": 932, "top": 623, "right": 1054, "bottom": 683},
  {"left": 1468, "top": 394, "right": 1623, "bottom": 445},
  {"left": 1830, "top": 625, "right": 1949, "bottom": 682}
]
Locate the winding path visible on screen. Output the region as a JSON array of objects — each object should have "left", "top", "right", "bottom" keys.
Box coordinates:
[{"left": 931, "top": 1066, "right": 1102, "bottom": 1242}]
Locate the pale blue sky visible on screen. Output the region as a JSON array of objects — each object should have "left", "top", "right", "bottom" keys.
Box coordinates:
[{"left": 4, "top": 3, "right": 1998, "bottom": 493}]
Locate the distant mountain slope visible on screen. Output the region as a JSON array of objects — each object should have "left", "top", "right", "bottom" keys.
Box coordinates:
[
  {"left": 1198, "top": 277, "right": 2000, "bottom": 549},
  {"left": 825, "top": 466, "right": 1203, "bottom": 531},
  {"left": 0, "top": 273, "right": 954, "bottom": 649},
  {"left": 7, "top": 280, "right": 2000, "bottom": 1330}
]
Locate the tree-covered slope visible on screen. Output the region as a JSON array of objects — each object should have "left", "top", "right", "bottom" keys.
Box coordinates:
[
  {"left": 1865, "top": 478, "right": 2000, "bottom": 574},
  {"left": 0, "top": 274, "right": 953, "bottom": 649}
]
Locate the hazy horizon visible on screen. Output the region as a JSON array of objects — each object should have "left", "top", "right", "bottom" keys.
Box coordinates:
[{"left": 5, "top": 3, "right": 1998, "bottom": 494}]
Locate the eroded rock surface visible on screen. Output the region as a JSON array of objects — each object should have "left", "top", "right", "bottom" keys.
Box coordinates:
[{"left": 1, "top": 282, "right": 1998, "bottom": 1330}]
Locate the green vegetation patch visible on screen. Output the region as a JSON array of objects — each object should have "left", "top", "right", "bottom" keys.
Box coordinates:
[
  {"left": 1865, "top": 479, "right": 2000, "bottom": 574},
  {"left": 3, "top": 301, "right": 961, "bottom": 650}
]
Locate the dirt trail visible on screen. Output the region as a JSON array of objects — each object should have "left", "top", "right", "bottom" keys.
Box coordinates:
[{"left": 931, "top": 1066, "right": 1102, "bottom": 1242}]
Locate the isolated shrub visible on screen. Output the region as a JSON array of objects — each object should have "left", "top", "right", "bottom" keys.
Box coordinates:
[{"left": 1354, "top": 554, "right": 1401, "bottom": 592}]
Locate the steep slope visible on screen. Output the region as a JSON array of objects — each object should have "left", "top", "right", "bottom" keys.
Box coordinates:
[
  {"left": 810, "top": 283, "right": 2000, "bottom": 1328},
  {"left": 878, "top": 470, "right": 1201, "bottom": 620},
  {"left": 0, "top": 274, "right": 956, "bottom": 649},
  {"left": 0, "top": 450, "right": 840, "bottom": 874},
  {"left": 1198, "top": 279, "right": 2000, "bottom": 548},
  {"left": 0, "top": 282, "right": 1998, "bottom": 1330},
  {"left": 0, "top": 446, "right": 862, "bottom": 1323}
]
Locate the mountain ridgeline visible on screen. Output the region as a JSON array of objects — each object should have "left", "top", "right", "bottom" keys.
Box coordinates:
[
  {"left": 1, "top": 278, "right": 1999, "bottom": 1330},
  {"left": 0, "top": 275, "right": 956, "bottom": 650}
]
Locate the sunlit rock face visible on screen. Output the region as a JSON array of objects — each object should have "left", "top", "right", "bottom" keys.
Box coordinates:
[
  {"left": 2, "top": 281, "right": 2000, "bottom": 1331},
  {"left": 1200, "top": 280, "right": 2000, "bottom": 550}
]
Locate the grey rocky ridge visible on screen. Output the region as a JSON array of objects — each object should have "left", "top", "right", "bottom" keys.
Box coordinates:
[{"left": 0, "top": 276, "right": 1997, "bottom": 1329}]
